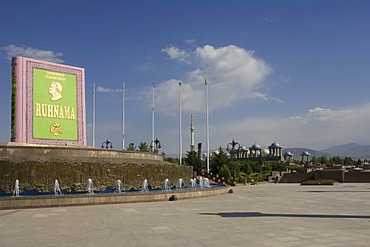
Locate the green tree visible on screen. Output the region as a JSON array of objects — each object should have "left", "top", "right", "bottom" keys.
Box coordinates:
[
  {"left": 127, "top": 143, "right": 136, "bottom": 151},
  {"left": 263, "top": 161, "right": 272, "bottom": 172},
  {"left": 271, "top": 162, "right": 287, "bottom": 172},
  {"left": 232, "top": 161, "right": 242, "bottom": 180},
  {"left": 356, "top": 159, "right": 362, "bottom": 166},
  {"left": 331, "top": 156, "right": 343, "bottom": 165},
  {"left": 250, "top": 161, "right": 262, "bottom": 173},
  {"left": 184, "top": 150, "right": 204, "bottom": 173},
  {"left": 319, "top": 155, "right": 329, "bottom": 164},
  {"left": 210, "top": 147, "right": 231, "bottom": 174},
  {"left": 311, "top": 156, "right": 319, "bottom": 164},
  {"left": 138, "top": 142, "right": 150, "bottom": 152},
  {"left": 219, "top": 164, "right": 232, "bottom": 181},
  {"left": 344, "top": 156, "right": 353, "bottom": 166},
  {"left": 243, "top": 163, "right": 253, "bottom": 175}
]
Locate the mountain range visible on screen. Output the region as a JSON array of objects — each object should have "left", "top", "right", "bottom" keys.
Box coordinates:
[{"left": 284, "top": 143, "right": 370, "bottom": 160}]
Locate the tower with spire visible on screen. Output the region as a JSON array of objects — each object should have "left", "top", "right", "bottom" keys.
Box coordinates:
[{"left": 190, "top": 113, "right": 195, "bottom": 151}]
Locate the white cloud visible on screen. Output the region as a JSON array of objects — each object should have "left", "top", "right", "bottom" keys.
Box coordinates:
[
  {"left": 0, "top": 44, "right": 64, "bottom": 63},
  {"left": 155, "top": 44, "right": 274, "bottom": 115},
  {"left": 185, "top": 39, "right": 195, "bottom": 45},
  {"left": 161, "top": 46, "right": 190, "bottom": 63},
  {"left": 96, "top": 86, "right": 123, "bottom": 93},
  {"left": 307, "top": 107, "right": 350, "bottom": 120},
  {"left": 251, "top": 92, "right": 285, "bottom": 103},
  {"left": 264, "top": 17, "right": 278, "bottom": 23}
]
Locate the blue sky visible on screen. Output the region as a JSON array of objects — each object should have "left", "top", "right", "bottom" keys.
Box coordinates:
[{"left": 1, "top": 0, "right": 370, "bottom": 156}]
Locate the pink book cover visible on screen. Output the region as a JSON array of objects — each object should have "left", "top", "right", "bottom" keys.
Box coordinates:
[{"left": 11, "top": 56, "right": 86, "bottom": 146}]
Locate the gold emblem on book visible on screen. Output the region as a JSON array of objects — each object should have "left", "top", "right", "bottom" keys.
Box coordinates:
[{"left": 50, "top": 122, "right": 62, "bottom": 136}]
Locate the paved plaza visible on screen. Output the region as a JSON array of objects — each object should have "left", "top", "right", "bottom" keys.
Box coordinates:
[{"left": 0, "top": 183, "right": 370, "bottom": 247}]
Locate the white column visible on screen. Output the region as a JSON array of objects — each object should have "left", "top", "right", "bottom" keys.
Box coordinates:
[
  {"left": 151, "top": 82, "right": 155, "bottom": 152},
  {"left": 122, "top": 82, "right": 125, "bottom": 150}
]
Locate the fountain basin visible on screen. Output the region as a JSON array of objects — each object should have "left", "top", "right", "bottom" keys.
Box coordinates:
[{"left": 0, "top": 184, "right": 230, "bottom": 210}]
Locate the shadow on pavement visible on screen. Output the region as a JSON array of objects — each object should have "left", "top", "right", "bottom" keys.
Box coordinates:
[
  {"left": 199, "top": 212, "right": 370, "bottom": 219},
  {"left": 304, "top": 190, "right": 370, "bottom": 193}
]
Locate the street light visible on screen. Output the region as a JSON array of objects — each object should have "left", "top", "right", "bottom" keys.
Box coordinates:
[
  {"left": 227, "top": 139, "right": 240, "bottom": 182},
  {"left": 101, "top": 139, "right": 113, "bottom": 149},
  {"left": 150, "top": 138, "right": 162, "bottom": 154}
]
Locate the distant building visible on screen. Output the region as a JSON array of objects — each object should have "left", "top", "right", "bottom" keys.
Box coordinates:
[{"left": 228, "top": 141, "right": 285, "bottom": 162}]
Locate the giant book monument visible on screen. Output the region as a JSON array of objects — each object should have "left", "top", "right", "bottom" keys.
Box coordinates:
[{"left": 11, "top": 56, "right": 86, "bottom": 146}]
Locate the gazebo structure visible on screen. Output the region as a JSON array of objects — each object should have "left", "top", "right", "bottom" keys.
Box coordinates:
[
  {"left": 249, "top": 143, "right": 263, "bottom": 158},
  {"left": 283, "top": 151, "right": 294, "bottom": 162},
  {"left": 237, "top": 146, "right": 249, "bottom": 159},
  {"left": 268, "top": 142, "right": 283, "bottom": 157},
  {"left": 300, "top": 151, "right": 311, "bottom": 163},
  {"left": 268, "top": 141, "right": 283, "bottom": 161}
]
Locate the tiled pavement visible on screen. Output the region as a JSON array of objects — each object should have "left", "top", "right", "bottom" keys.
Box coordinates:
[{"left": 1, "top": 183, "right": 370, "bottom": 247}]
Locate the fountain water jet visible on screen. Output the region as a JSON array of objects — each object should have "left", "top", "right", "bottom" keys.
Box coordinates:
[
  {"left": 178, "top": 178, "right": 183, "bottom": 190},
  {"left": 13, "top": 179, "right": 19, "bottom": 197},
  {"left": 203, "top": 177, "right": 210, "bottom": 188},
  {"left": 164, "top": 178, "right": 170, "bottom": 191},
  {"left": 198, "top": 177, "right": 204, "bottom": 189},
  {"left": 116, "top": 179, "right": 123, "bottom": 193},
  {"left": 142, "top": 179, "right": 149, "bottom": 192},
  {"left": 190, "top": 178, "right": 196, "bottom": 189},
  {"left": 54, "top": 179, "right": 62, "bottom": 195},
  {"left": 87, "top": 178, "right": 94, "bottom": 194}
]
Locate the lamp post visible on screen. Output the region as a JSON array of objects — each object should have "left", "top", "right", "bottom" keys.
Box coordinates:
[
  {"left": 205, "top": 77, "right": 210, "bottom": 173},
  {"left": 151, "top": 82, "right": 155, "bottom": 153},
  {"left": 227, "top": 139, "right": 240, "bottom": 182},
  {"left": 150, "top": 138, "right": 161, "bottom": 154},
  {"left": 101, "top": 139, "right": 113, "bottom": 149},
  {"left": 179, "top": 79, "right": 182, "bottom": 165}
]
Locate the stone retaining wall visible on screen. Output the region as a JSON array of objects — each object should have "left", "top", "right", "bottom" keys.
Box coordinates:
[
  {"left": 314, "top": 170, "right": 345, "bottom": 182},
  {"left": 0, "top": 143, "right": 193, "bottom": 192},
  {"left": 344, "top": 172, "right": 370, "bottom": 182},
  {"left": 280, "top": 170, "right": 370, "bottom": 183},
  {"left": 278, "top": 173, "right": 313, "bottom": 183}
]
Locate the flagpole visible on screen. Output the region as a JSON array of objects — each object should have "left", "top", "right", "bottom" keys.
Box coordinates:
[
  {"left": 151, "top": 82, "right": 155, "bottom": 152},
  {"left": 205, "top": 77, "right": 210, "bottom": 173},
  {"left": 122, "top": 82, "right": 125, "bottom": 150},
  {"left": 179, "top": 79, "right": 182, "bottom": 165},
  {"left": 92, "top": 83, "right": 96, "bottom": 147}
]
